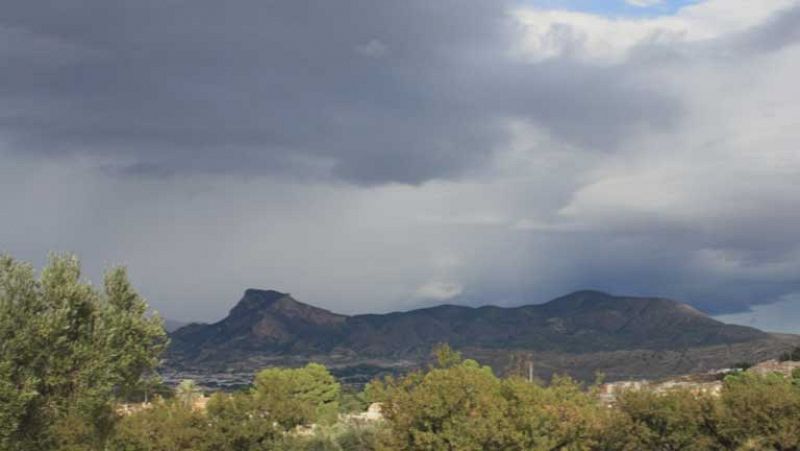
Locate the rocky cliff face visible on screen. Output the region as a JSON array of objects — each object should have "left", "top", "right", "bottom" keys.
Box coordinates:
[{"left": 168, "top": 289, "right": 770, "bottom": 373}]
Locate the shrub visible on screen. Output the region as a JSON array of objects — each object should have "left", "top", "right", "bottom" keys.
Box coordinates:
[
  {"left": 604, "top": 388, "right": 716, "bottom": 450},
  {"left": 254, "top": 363, "right": 341, "bottom": 428},
  {"left": 713, "top": 372, "right": 800, "bottom": 449}
]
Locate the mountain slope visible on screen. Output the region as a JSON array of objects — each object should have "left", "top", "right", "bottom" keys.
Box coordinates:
[
  {"left": 169, "top": 289, "right": 770, "bottom": 371},
  {"left": 169, "top": 289, "right": 347, "bottom": 364},
  {"left": 163, "top": 319, "right": 188, "bottom": 333}
]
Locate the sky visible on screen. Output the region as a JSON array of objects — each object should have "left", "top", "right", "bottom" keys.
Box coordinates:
[{"left": 1, "top": 0, "right": 800, "bottom": 331}]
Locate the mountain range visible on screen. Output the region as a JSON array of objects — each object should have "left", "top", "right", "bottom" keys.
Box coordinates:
[{"left": 167, "top": 289, "right": 800, "bottom": 382}]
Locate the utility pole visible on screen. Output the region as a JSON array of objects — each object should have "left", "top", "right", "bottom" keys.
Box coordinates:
[{"left": 528, "top": 358, "right": 534, "bottom": 383}]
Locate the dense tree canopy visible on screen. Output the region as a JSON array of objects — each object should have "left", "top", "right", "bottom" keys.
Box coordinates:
[
  {"left": 254, "top": 362, "right": 341, "bottom": 428},
  {"left": 368, "top": 346, "right": 606, "bottom": 450},
  {"left": 0, "top": 254, "right": 167, "bottom": 449}
]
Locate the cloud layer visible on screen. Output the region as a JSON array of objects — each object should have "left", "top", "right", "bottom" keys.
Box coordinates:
[
  {"left": 2, "top": 0, "right": 800, "bottom": 328},
  {"left": 0, "top": 0, "right": 681, "bottom": 184}
]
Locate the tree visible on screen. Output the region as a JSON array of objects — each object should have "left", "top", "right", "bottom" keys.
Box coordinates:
[
  {"left": 109, "top": 399, "right": 206, "bottom": 451},
  {"left": 430, "top": 342, "right": 462, "bottom": 369},
  {"left": 373, "top": 345, "right": 608, "bottom": 450},
  {"left": 175, "top": 379, "right": 202, "bottom": 408},
  {"left": 253, "top": 362, "right": 341, "bottom": 429},
  {"left": 712, "top": 372, "right": 800, "bottom": 449},
  {"left": 0, "top": 256, "right": 43, "bottom": 449},
  {"left": 99, "top": 267, "right": 168, "bottom": 401},
  {"left": 375, "top": 358, "right": 511, "bottom": 450},
  {"left": 338, "top": 386, "right": 370, "bottom": 414},
  {"left": 0, "top": 254, "right": 168, "bottom": 449},
  {"left": 605, "top": 388, "right": 716, "bottom": 450},
  {"left": 204, "top": 391, "right": 282, "bottom": 450},
  {"left": 501, "top": 375, "right": 607, "bottom": 450}
]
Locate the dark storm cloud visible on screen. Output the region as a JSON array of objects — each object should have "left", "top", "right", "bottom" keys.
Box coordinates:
[
  {"left": 0, "top": 0, "right": 677, "bottom": 184},
  {"left": 3, "top": 0, "right": 800, "bottom": 330}
]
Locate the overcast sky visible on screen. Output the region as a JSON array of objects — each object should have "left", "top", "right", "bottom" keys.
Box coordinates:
[{"left": 2, "top": 0, "right": 800, "bottom": 330}]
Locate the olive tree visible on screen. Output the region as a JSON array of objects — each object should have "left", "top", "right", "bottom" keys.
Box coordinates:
[{"left": 0, "top": 254, "right": 167, "bottom": 449}]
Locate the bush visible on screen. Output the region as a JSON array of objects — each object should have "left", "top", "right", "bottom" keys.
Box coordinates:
[
  {"left": 370, "top": 348, "right": 607, "bottom": 450},
  {"left": 254, "top": 363, "right": 342, "bottom": 428},
  {"left": 713, "top": 372, "right": 800, "bottom": 449},
  {"left": 204, "top": 392, "right": 282, "bottom": 450},
  {"left": 109, "top": 399, "right": 206, "bottom": 451},
  {"left": 501, "top": 375, "right": 607, "bottom": 450},
  {"left": 284, "top": 422, "right": 383, "bottom": 451},
  {"left": 605, "top": 389, "right": 716, "bottom": 450}
]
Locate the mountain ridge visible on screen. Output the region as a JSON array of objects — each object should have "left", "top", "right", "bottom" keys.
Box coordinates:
[{"left": 168, "top": 289, "right": 774, "bottom": 376}]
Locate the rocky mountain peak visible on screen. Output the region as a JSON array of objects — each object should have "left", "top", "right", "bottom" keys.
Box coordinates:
[
  {"left": 228, "top": 289, "right": 346, "bottom": 327},
  {"left": 228, "top": 289, "right": 289, "bottom": 316}
]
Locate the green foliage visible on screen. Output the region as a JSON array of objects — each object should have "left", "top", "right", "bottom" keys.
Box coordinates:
[
  {"left": 283, "top": 422, "right": 383, "bottom": 451},
  {"left": 109, "top": 399, "right": 207, "bottom": 451},
  {"left": 369, "top": 347, "right": 800, "bottom": 450},
  {"left": 374, "top": 356, "right": 606, "bottom": 450},
  {"left": 600, "top": 373, "right": 800, "bottom": 450},
  {"left": 430, "top": 342, "right": 463, "bottom": 369},
  {"left": 112, "top": 391, "right": 292, "bottom": 451},
  {"left": 254, "top": 363, "right": 341, "bottom": 428},
  {"left": 0, "top": 254, "right": 167, "bottom": 449},
  {"left": 175, "top": 379, "right": 202, "bottom": 407},
  {"left": 792, "top": 368, "right": 800, "bottom": 383},
  {"left": 606, "top": 388, "right": 716, "bottom": 450},
  {"left": 204, "top": 391, "right": 282, "bottom": 450},
  {"left": 106, "top": 362, "right": 800, "bottom": 450},
  {"left": 713, "top": 372, "right": 800, "bottom": 449},
  {"left": 100, "top": 266, "right": 169, "bottom": 401},
  {"left": 111, "top": 378, "right": 362, "bottom": 451},
  {"left": 500, "top": 375, "right": 606, "bottom": 450},
  {"left": 338, "top": 386, "right": 370, "bottom": 414},
  {"left": 373, "top": 359, "right": 497, "bottom": 450}
]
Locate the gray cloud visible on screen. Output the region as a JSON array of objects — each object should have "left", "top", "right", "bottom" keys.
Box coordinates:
[
  {"left": 0, "top": 0, "right": 677, "bottom": 184},
  {"left": 736, "top": 4, "right": 800, "bottom": 53},
  {"left": 2, "top": 0, "right": 800, "bottom": 330}
]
